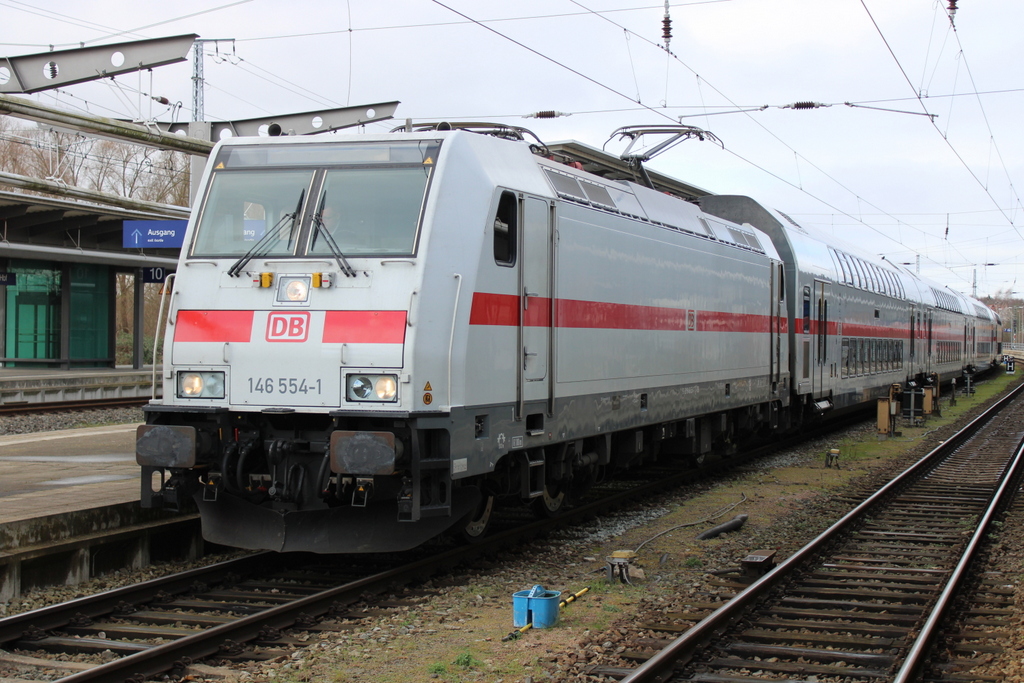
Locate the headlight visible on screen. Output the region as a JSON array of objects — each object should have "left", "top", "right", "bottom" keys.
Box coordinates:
[
  {"left": 177, "top": 371, "right": 226, "bottom": 399},
  {"left": 276, "top": 275, "right": 311, "bottom": 305},
  {"left": 347, "top": 374, "right": 399, "bottom": 402},
  {"left": 374, "top": 375, "right": 397, "bottom": 401}
]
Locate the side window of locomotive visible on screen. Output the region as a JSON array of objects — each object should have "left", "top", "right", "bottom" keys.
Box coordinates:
[
  {"left": 580, "top": 180, "right": 615, "bottom": 207},
  {"left": 192, "top": 169, "right": 313, "bottom": 256},
  {"left": 493, "top": 191, "right": 517, "bottom": 266}
]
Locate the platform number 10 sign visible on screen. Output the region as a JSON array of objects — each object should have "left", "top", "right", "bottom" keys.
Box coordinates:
[{"left": 142, "top": 267, "right": 171, "bottom": 283}]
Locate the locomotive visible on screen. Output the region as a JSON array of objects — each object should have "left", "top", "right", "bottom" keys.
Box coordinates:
[{"left": 136, "top": 124, "right": 1000, "bottom": 553}]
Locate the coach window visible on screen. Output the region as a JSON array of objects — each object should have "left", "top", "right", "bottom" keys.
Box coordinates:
[
  {"left": 852, "top": 259, "right": 865, "bottom": 289},
  {"left": 493, "top": 191, "right": 517, "bottom": 265},
  {"left": 834, "top": 252, "right": 848, "bottom": 285},
  {"left": 802, "top": 286, "right": 811, "bottom": 333},
  {"left": 884, "top": 271, "right": 896, "bottom": 297}
]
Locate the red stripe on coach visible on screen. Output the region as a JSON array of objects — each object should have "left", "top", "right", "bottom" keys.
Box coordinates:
[
  {"left": 557, "top": 300, "right": 770, "bottom": 332},
  {"left": 174, "top": 310, "right": 254, "bottom": 342},
  {"left": 470, "top": 293, "right": 774, "bottom": 332},
  {"left": 323, "top": 311, "right": 407, "bottom": 344}
]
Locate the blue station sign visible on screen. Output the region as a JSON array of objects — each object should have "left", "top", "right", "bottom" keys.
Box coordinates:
[
  {"left": 0, "top": 272, "right": 16, "bottom": 286},
  {"left": 123, "top": 219, "right": 188, "bottom": 248}
]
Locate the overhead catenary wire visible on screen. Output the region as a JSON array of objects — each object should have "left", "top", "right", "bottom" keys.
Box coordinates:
[
  {"left": 399, "top": 0, "right": 996, "bottom": 291},
  {"left": 0, "top": 0, "right": 149, "bottom": 43},
  {"left": 564, "top": 0, "right": 981, "bottom": 274},
  {"left": 2, "top": 2, "right": 1014, "bottom": 294},
  {"left": 859, "top": 0, "right": 1023, "bottom": 240},
  {"left": 440, "top": 0, "right": 892, "bottom": 238},
  {"left": 228, "top": 2, "right": 736, "bottom": 45}
]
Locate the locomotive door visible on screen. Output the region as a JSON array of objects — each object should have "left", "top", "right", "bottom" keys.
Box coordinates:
[{"left": 519, "top": 196, "right": 552, "bottom": 414}]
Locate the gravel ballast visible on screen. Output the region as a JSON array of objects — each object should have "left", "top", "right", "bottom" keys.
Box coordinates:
[{"left": 2, "top": 375, "right": 1022, "bottom": 682}]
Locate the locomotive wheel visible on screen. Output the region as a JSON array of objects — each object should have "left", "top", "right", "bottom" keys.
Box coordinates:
[
  {"left": 460, "top": 494, "right": 495, "bottom": 543},
  {"left": 532, "top": 482, "right": 566, "bottom": 517}
]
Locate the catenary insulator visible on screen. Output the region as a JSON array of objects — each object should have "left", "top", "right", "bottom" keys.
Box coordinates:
[
  {"left": 524, "top": 111, "right": 570, "bottom": 119},
  {"left": 782, "top": 101, "right": 831, "bottom": 109}
]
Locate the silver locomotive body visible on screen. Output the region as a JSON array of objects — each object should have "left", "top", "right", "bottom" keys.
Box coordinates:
[{"left": 137, "top": 129, "right": 998, "bottom": 553}]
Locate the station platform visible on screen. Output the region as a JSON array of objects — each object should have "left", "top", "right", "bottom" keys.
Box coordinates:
[
  {"left": 0, "top": 366, "right": 161, "bottom": 404},
  {"left": 0, "top": 422, "right": 203, "bottom": 602},
  {"left": 0, "top": 423, "right": 141, "bottom": 525}
]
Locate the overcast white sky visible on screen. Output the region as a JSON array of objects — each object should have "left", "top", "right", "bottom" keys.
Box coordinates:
[{"left": 1, "top": 0, "right": 1021, "bottom": 298}]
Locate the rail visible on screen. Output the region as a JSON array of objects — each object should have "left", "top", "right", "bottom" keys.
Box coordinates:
[
  {"left": 621, "top": 378, "right": 1024, "bottom": 682},
  {"left": 894, "top": 427, "right": 1024, "bottom": 682},
  {"left": 0, "top": 396, "right": 148, "bottom": 415},
  {"left": 0, "top": 411, "right": 871, "bottom": 682}
]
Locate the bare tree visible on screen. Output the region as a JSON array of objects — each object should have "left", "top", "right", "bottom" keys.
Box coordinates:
[
  {"left": 0, "top": 116, "right": 33, "bottom": 176},
  {"left": 0, "top": 115, "right": 189, "bottom": 205},
  {"left": 115, "top": 272, "right": 172, "bottom": 364},
  {"left": 87, "top": 140, "right": 187, "bottom": 204}
]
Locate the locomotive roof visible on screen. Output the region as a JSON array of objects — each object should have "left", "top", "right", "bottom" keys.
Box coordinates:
[{"left": 544, "top": 140, "right": 712, "bottom": 202}]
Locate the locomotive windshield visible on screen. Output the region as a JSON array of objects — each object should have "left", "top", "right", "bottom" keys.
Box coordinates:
[
  {"left": 309, "top": 167, "right": 428, "bottom": 255},
  {"left": 191, "top": 170, "right": 313, "bottom": 257},
  {"left": 190, "top": 140, "right": 439, "bottom": 259}
]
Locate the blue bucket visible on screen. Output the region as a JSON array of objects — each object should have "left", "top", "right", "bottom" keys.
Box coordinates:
[{"left": 512, "top": 584, "right": 561, "bottom": 629}]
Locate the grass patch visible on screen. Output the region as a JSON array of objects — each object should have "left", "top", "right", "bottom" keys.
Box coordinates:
[
  {"left": 827, "top": 371, "right": 1021, "bottom": 468},
  {"left": 453, "top": 651, "right": 483, "bottom": 668}
]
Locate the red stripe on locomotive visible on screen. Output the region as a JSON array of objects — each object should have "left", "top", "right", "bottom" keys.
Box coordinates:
[
  {"left": 322, "top": 311, "right": 408, "bottom": 344},
  {"left": 174, "top": 310, "right": 254, "bottom": 342}
]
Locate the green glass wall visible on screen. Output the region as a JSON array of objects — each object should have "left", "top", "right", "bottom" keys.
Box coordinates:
[
  {"left": 3, "top": 260, "right": 112, "bottom": 368},
  {"left": 4, "top": 260, "right": 61, "bottom": 367},
  {"left": 69, "top": 263, "right": 111, "bottom": 367}
]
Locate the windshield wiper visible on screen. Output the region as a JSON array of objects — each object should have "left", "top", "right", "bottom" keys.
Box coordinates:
[
  {"left": 227, "top": 189, "right": 305, "bottom": 278},
  {"left": 312, "top": 191, "right": 357, "bottom": 278}
]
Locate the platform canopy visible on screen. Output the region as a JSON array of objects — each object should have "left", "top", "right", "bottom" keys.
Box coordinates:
[{"left": 0, "top": 189, "right": 180, "bottom": 268}]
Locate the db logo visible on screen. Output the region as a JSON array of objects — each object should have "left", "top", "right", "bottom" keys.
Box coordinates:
[{"left": 266, "top": 312, "right": 310, "bottom": 342}]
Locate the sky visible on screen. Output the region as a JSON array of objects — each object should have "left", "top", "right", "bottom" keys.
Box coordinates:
[{"left": 1, "top": 0, "right": 1021, "bottom": 299}]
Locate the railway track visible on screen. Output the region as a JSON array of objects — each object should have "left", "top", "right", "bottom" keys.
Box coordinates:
[
  {"left": 0, "top": 397, "right": 148, "bottom": 416},
  {"left": 613, "top": 380, "right": 1024, "bottom": 683},
  {"left": 0, "top": 409, "right": 875, "bottom": 682}
]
